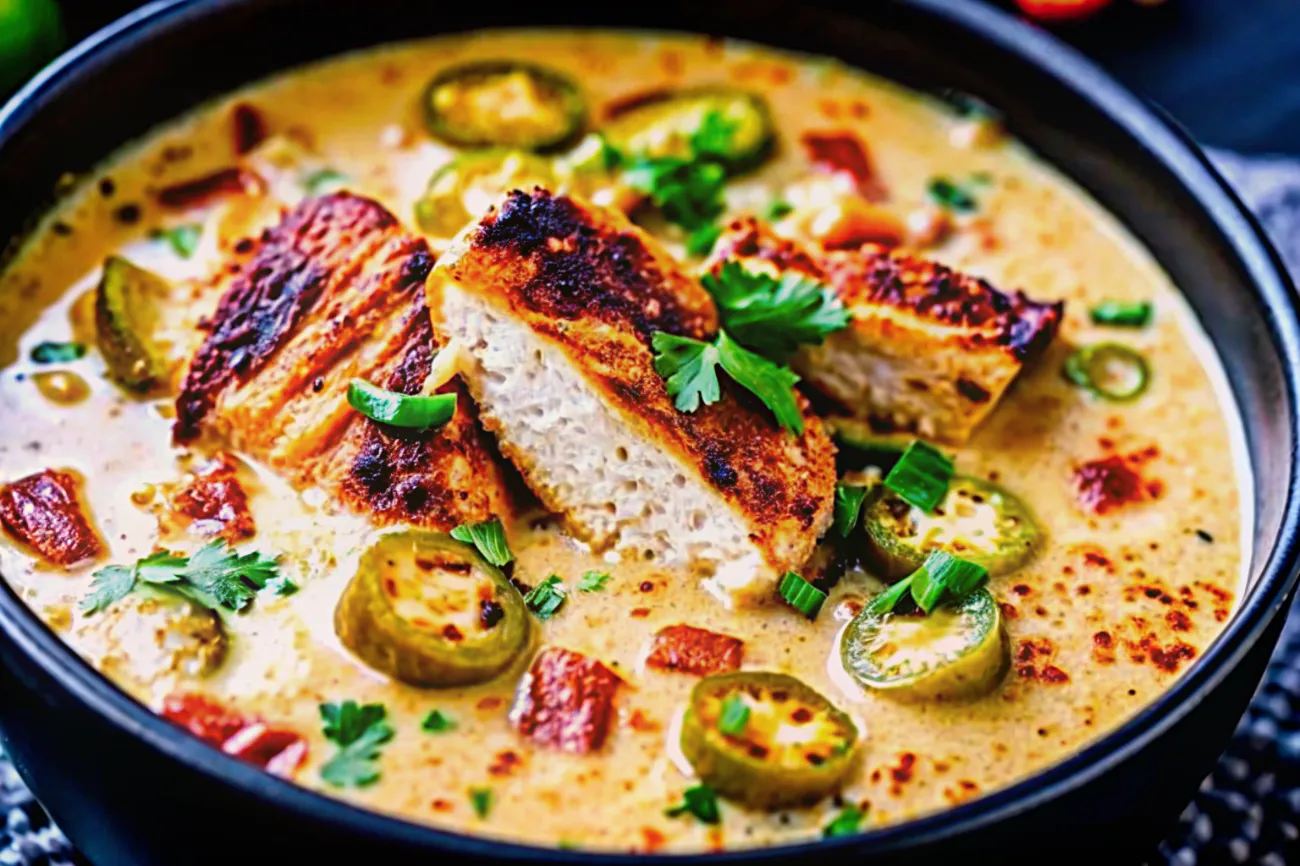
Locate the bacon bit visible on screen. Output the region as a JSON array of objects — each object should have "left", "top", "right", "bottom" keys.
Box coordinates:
[
  {"left": 231, "top": 103, "right": 267, "bottom": 155},
  {"left": 639, "top": 580, "right": 656, "bottom": 593},
  {"left": 167, "top": 454, "right": 256, "bottom": 542},
  {"left": 442, "top": 624, "right": 464, "bottom": 642},
  {"left": 161, "top": 693, "right": 304, "bottom": 777},
  {"left": 155, "top": 167, "right": 265, "bottom": 209},
  {"left": 639, "top": 827, "right": 667, "bottom": 854},
  {"left": 0, "top": 469, "right": 102, "bottom": 566},
  {"left": 487, "top": 749, "right": 524, "bottom": 778},
  {"left": 511, "top": 647, "right": 622, "bottom": 754},
  {"left": 645, "top": 624, "right": 744, "bottom": 676},
  {"left": 800, "top": 131, "right": 888, "bottom": 201},
  {"left": 431, "top": 798, "right": 453, "bottom": 812},
  {"left": 627, "top": 709, "right": 662, "bottom": 733},
  {"left": 1073, "top": 452, "right": 1162, "bottom": 515}
]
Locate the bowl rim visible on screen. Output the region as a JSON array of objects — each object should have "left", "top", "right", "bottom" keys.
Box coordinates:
[{"left": 2, "top": 0, "right": 1300, "bottom": 860}]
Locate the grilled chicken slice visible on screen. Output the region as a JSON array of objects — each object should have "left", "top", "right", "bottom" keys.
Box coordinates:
[
  {"left": 429, "top": 190, "right": 835, "bottom": 603},
  {"left": 174, "top": 192, "right": 509, "bottom": 530},
  {"left": 708, "top": 218, "right": 1063, "bottom": 444}
]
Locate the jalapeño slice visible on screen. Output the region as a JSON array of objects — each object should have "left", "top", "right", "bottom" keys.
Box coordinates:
[
  {"left": 94, "top": 256, "right": 172, "bottom": 393},
  {"left": 423, "top": 61, "right": 585, "bottom": 152},
  {"left": 863, "top": 475, "right": 1041, "bottom": 581},
  {"left": 334, "top": 531, "right": 531, "bottom": 688},
  {"left": 680, "top": 672, "right": 859, "bottom": 810},
  {"left": 841, "top": 587, "right": 1007, "bottom": 701},
  {"left": 603, "top": 88, "right": 775, "bottom": 173},
  {"left": 413, "top": 149, "right": 557, "bottom": 238}
]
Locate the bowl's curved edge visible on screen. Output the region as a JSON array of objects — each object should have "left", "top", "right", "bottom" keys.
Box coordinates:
[{"left": 0, "top": 0, "right": 1298, "bottom": 861}]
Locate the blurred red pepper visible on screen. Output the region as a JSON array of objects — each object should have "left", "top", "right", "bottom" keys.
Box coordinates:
[{"left": 1014, "top": 0, "right": 1114, "bottom": 22}]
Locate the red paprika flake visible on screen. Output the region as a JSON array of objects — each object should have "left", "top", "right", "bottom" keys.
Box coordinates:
[{"left": 1072, "top": 451, "right": 1161, "bottom": 515}]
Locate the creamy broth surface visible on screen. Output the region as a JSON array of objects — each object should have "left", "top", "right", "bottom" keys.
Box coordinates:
[{"left": 0, "top": 30, "right": 1248, "bottom": 853}]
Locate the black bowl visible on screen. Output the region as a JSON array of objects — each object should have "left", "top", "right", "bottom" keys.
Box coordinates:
[{"left": 1, "top": 1, "right": 1298, "bottom": 863}]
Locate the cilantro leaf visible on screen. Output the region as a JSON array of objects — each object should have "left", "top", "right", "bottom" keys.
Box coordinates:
[
  {"left": 321, "top": 700, "right": 388, "bottom": 746},
  {"left": 927, "top": 176, "right": 978, "bottom": 213},
  {"left": 715, "top": 331, "right": 804, "bottom": 434},
  {"left": 702, "top": 261, "right": 850, "bottom": 358},
  {"left": 264, "top": 575, "right": 299, "bottom": 597},
  {"left": 450, "top": 518, "right": 513, "bottom": 567},
  {"left": 651, "top": 331, "right": 804, "bottom": 433},
  {"left": 29, "top": 341, "right": 86, "bottom": 364},
  {"left": 469, "top": 787, "right": 493, "bottom": 819},
  {"left": 151, "top": 224, "right": 203, "bottom": 258},
  {"left": 80, "top": 565, "right": 137, "bottom": 615},
  {"left": 625, "top": 156, "right": 726, "bottom": 231},
  {"left": 578, "top": 570, "right": 611, "bottom": 592},
  {"left": 177, "top": 542, "right": 280, "bottom": 611},
  {"left": 319, "top": 700, "right": 393, "bottom": 788},
  {"left": 665, "top": 784, "right": 721, "bottom": 824},
  {"left": 689, "top": 111, "right": 739, "bottom": 161},
  {"left": 823, "top": 804, "right": 865, "bottom": 837},
  {"left": 685, "top": 223, "right": 723, "bottom": 258},
  {"left": 523, "top": 575, "right": 567, "bottom": 620},
  {"left": 651, "top": 332, "right": 722, "bottom": 414},
  {"left": 320, "top": 721, "right": 393, "bottom": 788}
]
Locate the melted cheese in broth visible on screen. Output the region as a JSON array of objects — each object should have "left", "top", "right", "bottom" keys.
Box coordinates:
[{"left": 0, "top": 29, "right": 1249, "bottom": 853}]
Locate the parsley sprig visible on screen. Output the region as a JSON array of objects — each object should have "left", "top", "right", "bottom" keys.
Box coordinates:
[
  {"left": 702, "top": 261, "right": 850, "bottom": 359},
  {"left": 80, "top": 542, "right": 285, "bottom": 615},
  {"left": 652, "top": 330, "right": 803, "bottom": 433},
  {"left": 319, "top": 700, "right": 393, "bottom": 788}
]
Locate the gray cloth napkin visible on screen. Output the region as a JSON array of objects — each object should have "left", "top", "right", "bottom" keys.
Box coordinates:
[{"left": 2, "top": 151, "right": 1299, "bottom": 866}]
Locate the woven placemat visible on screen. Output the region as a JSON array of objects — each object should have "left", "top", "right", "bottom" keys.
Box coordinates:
[{"left": 2, "top": 151, "right": 1300, "bottom": 866}]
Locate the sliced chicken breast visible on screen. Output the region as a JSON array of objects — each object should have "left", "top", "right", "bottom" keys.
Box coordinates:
[
  {"left": 428, "top": 190, "right": 835, "bottom": 604},
  {"left": 708, "top": 218, "right": 1063, "bottom": 444},
  {"left": 175, "top": 192, "right": 510, "bottom": 530}
]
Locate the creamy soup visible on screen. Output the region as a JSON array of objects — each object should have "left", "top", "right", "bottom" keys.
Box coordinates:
[{"left": 0, "top": 29, "right": 1248, "bottom": 854}]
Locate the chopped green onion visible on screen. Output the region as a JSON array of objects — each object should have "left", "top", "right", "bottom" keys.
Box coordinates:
[
  {"left": 469, "top": 787, "right": 493, "bottom": 819},
  {"left": 909, "top": 563, "right": 947, "bottom": 614},
  {"left": 29, "top": 341, "right": 86, "bottom": 364},
  {"left": 717, "top": 694, "right": 750, "bottom": 736},
  {"left": 927, "top": 177, "right": 978, "bottom": 213},
  {"left": 779, "top": 571, "right": 827, "bottom": 619},
  {"left": 823, "top": 805, "right": 865, "bottom": 837},
  {"left": 1063, "top": 343, "right": 1150, "bottom": 401},
  {"left": 421, "top": 710, "right": 455, "bottom": 733},
  {"left": 866, "top": 575, "right": 913, "bottom": 616},
  {"left": 1089, "top": 300, "right": 1153, "bottom": 328},
  {"left": 665, "top": 784, "right": 721, "bottom": 825},
  {"left": 833, "top": 484, "right": 869, "bottom": 537},
  {"left": 523, "top": 575, "right": 567, "bottom": 620},
  {"left": 347, "top": 378, "right": 457, "bottom": 429},
  {"left": 578, "top": 570, "right": 611, "bottom": 592},
  {"left": 151, "top": 224, "right": 203, "bottom": 258},
  {"left": 449, "top": 518, "right": 514, "bottom": 566},
  {"left": 908, "top": 550, "right": 987, "bottom": 613},
  {"left": 883, "top": 441, "right": 953, "bottom": 512},
  {"left": 685, "top": 223, "right": 723, "bottom": 257},
  {"left": 764, "top": 199, "right": 793, "bottom": 221}
]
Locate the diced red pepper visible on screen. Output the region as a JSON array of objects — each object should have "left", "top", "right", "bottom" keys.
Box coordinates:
[
  {"left": 169, "top": 453, "right": 256, "bottom": 542},
  {"left": 161, "top": 693, "right": 306, "bottom": 777},
  {"left": 511, "top": 647, "right": 622, "bottom": 754},
  {"left": 645, "top": 624, "right": 744, "bottom": 676},
  {"left": 0, "top": 469, "right": 102, "bottom": 567},
  {"left": 155, "top": 167, "right": 266, "bottom": 209},
  {"left": 231, "top": 103, "right": 267, "bottom": 156},
  {"left": 161, "top": 693, "right": 248, "bottom": 746},
  {"left": 800, "top": 131, "right": 888, "bottom": 202}
]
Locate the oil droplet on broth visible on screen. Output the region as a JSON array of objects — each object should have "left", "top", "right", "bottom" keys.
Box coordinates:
[{"left": 32, "top": 370, "right": 91, "bottom": 405}]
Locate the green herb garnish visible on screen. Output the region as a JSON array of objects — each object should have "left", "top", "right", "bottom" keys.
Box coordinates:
[
  {"left": 421, "top": 709, "right": 455, "bottom": 733},
  {"left": 823, "top": 805, "right": 865, "bottom": 837},
  {"left": 1089, "top": 300, "right": 1153, "bottom": 329},
  {"left": 151, "top": 224, "right": 203, "bottom": 258},
  {"left": 868, "top": 550, "right": 988, "bottom": 616},
  {"left": 927, "top": 177, "right": 978, "bottom": 213},
  {"left": 779, "top": 571, "right": 827, "bottom": 619},
  {"left": 665, "top": 784, "right": 721, "bottom": 825},
  {"left": 764, "top": 199, "right": 793, "bottom": 221},
  {"left": 347, "top": 378, "right": 457, "bottom": 430},
  {"left": 833, "top": 484, "right": 870, "bottom": 537},
  {"left": 80, "top": 541, "right": 282, "bottom": 614},
  {"left": 883, "top": 441, "right": 953, "bottom": 512},
  {"left": 717, "top": 694, "right": 750, "bottom": 736},
  {"left": 701, "top": 260, "right": 850, "bottom": 359},
  {"left": 449, "top": 518, "right": 513, "bottom": 567},
  {"left": 624, "top": 111, "right": 734, "bottom": 236},
  {"left": 685, "top": 223, "right": 723, "bottom": 257},
  {"left": 651, "top": 330, "right": 803, "bottom": 433},
  {"left": 523, "top": 575, "right": 567, "bottom": 620},
  {"left": 578, "top": 570, "right": 612, "bottom": 592},
  {"left": 469, "top": 787, "right": 493, "bottom": 819},
  {"left": 319, "top": 700, "right": 394, "bottom": 788},
  {"left": 29, "top": 341, "right": 86, "bottom": 364}
]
